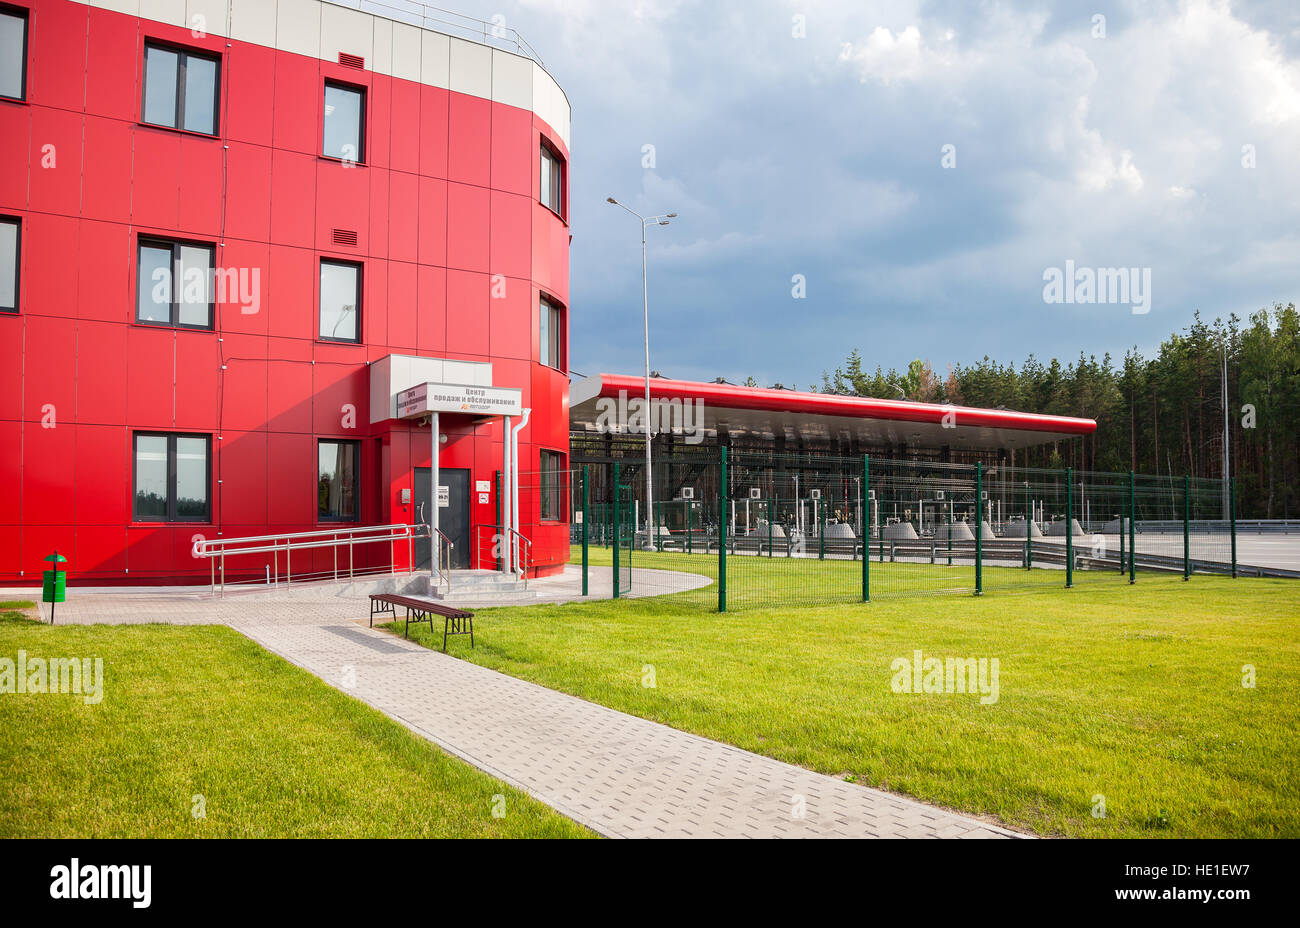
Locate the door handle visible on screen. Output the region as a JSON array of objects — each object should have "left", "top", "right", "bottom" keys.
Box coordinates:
[{"left": 416, "top": 502, "right": 426, "bottom": 523}]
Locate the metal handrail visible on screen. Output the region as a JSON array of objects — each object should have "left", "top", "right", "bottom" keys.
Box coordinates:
[
  {"left": 431, "top": 526, "right": 455, "bottom": 594},
  {"left": 194, "top": 522, "right": 428, "bottom": 594},
  {"left": 323, "top": 0, "right": 548, "bottom": 68},
  {"left": 472, "top": 523, "right": 532, "bottom": 586}
]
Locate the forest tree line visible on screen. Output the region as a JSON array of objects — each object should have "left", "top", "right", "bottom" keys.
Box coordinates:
[{"left": 817, "top": 303, "right": 1299, "bottom": 519}]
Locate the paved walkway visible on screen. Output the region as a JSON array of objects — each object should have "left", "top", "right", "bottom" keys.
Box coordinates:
[
  {"left": 6, "top": 586, "right": 1022, "bottom": 839},
  {"left": 10, "top": 565, "right": 711, "bottom": 623}
]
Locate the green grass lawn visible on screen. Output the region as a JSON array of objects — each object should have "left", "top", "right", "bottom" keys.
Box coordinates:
[
  {"left": 387, "top": 549, "right": 1300, "bottom": 838},
  {"left": 0, "top": 603, "right": 589, "bottom": 838}
]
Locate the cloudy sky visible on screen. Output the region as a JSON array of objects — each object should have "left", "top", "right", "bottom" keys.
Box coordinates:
[{"left": 453, "top": 0, "right": 1300, "bottom": 388}]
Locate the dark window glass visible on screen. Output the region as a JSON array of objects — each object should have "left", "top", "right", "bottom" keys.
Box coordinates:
[
  {"left": 142, "top": 43, "right": 220, "bottom": 135},
  {"left": 318, "top": 440, "right": 360, "bottom": 522},
  {"left": 182, "top": 54, "right": 218, "bottom": 133},
  {"left": 137, "top": 238, "right": 214, "bottom": 328},
  {"left": 540, "top": 450, "right": 565, "bottom": 521},
  {"left": 540, "top": 145, "right": 564, "bottom": 217},
  {"left": 320, "top": 260, "right": 361, "bottom": 342},
  {"left": 0, "top": 217, "right": 17, "bottom": 313},
  {"left": 133, "top": 435, "right": 169, "bottom": 521},
  {"left": 174, "top": 436, "right": 209, "bottom": 519},
  {"left": 323, "top": 82, "right": 364, "bottom": 162},
  {"left": 133, "top": 433, "right": 211, "bottom": 522},
  {"left": 539, "top": 297, "right": 563, "bottom": 370},
  {"left": 0, "top": 8, "right": 27, "bottom": 101}
]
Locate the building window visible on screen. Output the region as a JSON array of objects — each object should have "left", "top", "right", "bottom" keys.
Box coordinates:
[
  {"left": 133, "top": 433, "right": 211, "bottom": 522},
  {"left": 142, "top": 42, "right": 220, "bottom": 135},
  {"left": 137, "top": 238, "right": 214, "bottom": 328},
  {"left": 539, "top": 296, "right": 564, "bottom": 370},
  {"left": 323, "top": 82, "right": 365, "bottom": 162},
  {"left": 318, "top": 440, "right": 360, "bottom": 522},
  {"left": 540, "top": 450, "right": 565, "bottom": 521},
  {"left": 540, "top": 144, "right": 564, "bottom": 218},
  {"left": 0, "top": 217, "right": 17, "bottom": 313},
  {"left": 0, "top": 6, "right": 27, "bottom": 101},
  {"left": 319, "top": 259, "right": 361, "bottom": 342}
]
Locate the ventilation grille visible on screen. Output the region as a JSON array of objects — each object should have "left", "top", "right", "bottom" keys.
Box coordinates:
[
  {"left": 332, "top": 228, "right": 358, "bottom": 247},
  {"left": 338, "top": 52, "right": 365, "bottom": 69}
]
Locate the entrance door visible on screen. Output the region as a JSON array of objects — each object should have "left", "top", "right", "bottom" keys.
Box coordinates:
[{"left": 414, "top": 467, "right": 471, "bottom": 570}]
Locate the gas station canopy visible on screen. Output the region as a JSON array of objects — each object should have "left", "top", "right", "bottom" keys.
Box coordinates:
[{"left": 570, "top": 373, "right": 1097, "bottom": 451}]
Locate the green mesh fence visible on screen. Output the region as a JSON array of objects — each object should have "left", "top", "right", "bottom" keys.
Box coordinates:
[{"left": 571, "top": 451, "right": 1238, "bottom": 610}]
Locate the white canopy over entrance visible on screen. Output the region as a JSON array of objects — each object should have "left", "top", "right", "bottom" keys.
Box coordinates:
[{"left": 370, "top": 354, "right": 528, "bottom": 584}]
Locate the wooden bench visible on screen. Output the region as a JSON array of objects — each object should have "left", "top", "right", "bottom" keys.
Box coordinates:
[{"left": 369, "top": 594, "right": 474, "bottom": 651}]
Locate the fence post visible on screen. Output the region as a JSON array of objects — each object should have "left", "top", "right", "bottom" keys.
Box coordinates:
[
  {"left": 1183, "top": 474, "right": 1191, "bottom": 581},
  {"left": 612, "top": 462, "right": 621, "bottom": 599},
  {"left": 946, "top": 492, "right": 953, "bottom": 566},
  {"left": 818, "top": 493, "right": 825, "bottom": 560},
  {"left": 1128, "top": 470, "right": 1137, "bottom": 584},
  {"left": 581, "top": 465, "right": 589, "bottom": 596},
  {"left": 974, "top": 461, "right": 983, "bottom": 595},
  {"left": 862, "top": 455, "right": 870, "bottom": 602},
  {"left": 686, "top": 499, "right": 693, "bottom": 554},
  {"left": 1025, "top": 481, "right": 1033, "bottom": 570},
  {"left": 767, "top": 498, "right": 773, "bottom": 558},
  {"left": 718, "top": 446, "right": 728, "bottom": 613},
  {"left": 1230, "top": 476, "right": 1238, "bottom": 578},
  {"left": 1117, "top": 488, "right": 1125, "bottom": 574},
  {"left": 1065, "top": 467, "right": 1074, "bottom": 588}
]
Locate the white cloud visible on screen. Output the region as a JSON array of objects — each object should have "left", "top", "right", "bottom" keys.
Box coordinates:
[{"left": 491, "top": 0, "right": 1300, "bottom": 380}]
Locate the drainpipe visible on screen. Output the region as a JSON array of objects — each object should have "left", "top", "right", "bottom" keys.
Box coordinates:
[
  {"left": 510, "top": 408, "right": 532, "bottom": 578},
  {"left": 501, "top": 415, "right": 512, "bottom": 576}
]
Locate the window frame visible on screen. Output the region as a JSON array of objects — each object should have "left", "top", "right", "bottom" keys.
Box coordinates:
[
  {"left": 140, "top": 40, "right": 222, "bottom": 136},
  {"left": 131, "top": 431, "right": 212, "bottom": 523},
  {"left": 317, "top": 438, "right": 361, "bottom": 523},
  {"left": 136, "top": 236, "right": 216, "bottom": 330},
  {"left": 539, "top": 295, "right": 564, "bottom": 371},
  {"left": 539, "top": 449, "right": 566, "bottom": 522},
  {"left": 318, "top": 258, "right": 363, "bottom": 344},
  {"left": 322, "top": 79, "right": 366, "bottom": 164},
  {"left": 0, "top": 215, "right": 19, "bottom": 314},
  {"left": 539, "top": 142, "right": 565, "bottom": 220},
  {"left": 0, "top": 3, "right": 28, "bottom": 103}
]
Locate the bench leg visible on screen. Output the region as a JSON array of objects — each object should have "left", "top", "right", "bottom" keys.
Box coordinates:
[
  {"left": 469, "top": 615, "right": 474, "bottom": 649},
  {"left": 442, "top": 615, "right": 449, "bottom": 653}
]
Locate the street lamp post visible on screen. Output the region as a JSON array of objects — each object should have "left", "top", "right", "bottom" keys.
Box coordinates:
[{"left": 607, "top": 197, "right": 677, "bottom": 547}]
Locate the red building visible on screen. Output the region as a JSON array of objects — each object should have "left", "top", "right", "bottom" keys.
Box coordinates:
[{"left": 0, "top": 0, "right": 573, "bottom": 584}]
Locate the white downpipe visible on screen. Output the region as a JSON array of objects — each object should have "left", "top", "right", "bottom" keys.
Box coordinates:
[
  {"left": 510, "top": 408, "right": 531, "bottom": 578},
  {"left": 501, "top": 415, "right": 512, "bottom": 576},
  {"left": 430, "top": 411, "right": 440, "bottom": 585}
]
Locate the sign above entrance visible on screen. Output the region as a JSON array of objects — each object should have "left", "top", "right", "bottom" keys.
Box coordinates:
[{"left": 396, "top": 382, "right": 523, "bottom": 419}]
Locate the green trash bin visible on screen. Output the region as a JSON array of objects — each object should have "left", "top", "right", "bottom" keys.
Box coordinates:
[
  {"left": 42, "top": 551, "right": 68, "bottom": 623},
  {"left": 42, "top": 569, "right": 66, "bottom": 603}
]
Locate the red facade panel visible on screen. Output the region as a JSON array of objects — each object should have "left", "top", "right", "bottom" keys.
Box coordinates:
[
  {"left": 28, "top": 0, "right": 88, "bottom": 113},
  {"left": 28, "top": 106, "right": 83, "bottom": 217}
]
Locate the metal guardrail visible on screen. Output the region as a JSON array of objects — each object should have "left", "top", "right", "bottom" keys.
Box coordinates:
[
  {"left": 431, "top": 526, "right": 455, "bottom": 595},
  {"left": 193, "top": 522, "right": 429, "bottom": 594},
  {"left": 473, "top": 524, "right": 532, "bottom": 587},
  {"left": 323, "top": 0, "right": 547, "bottom": 67}
]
